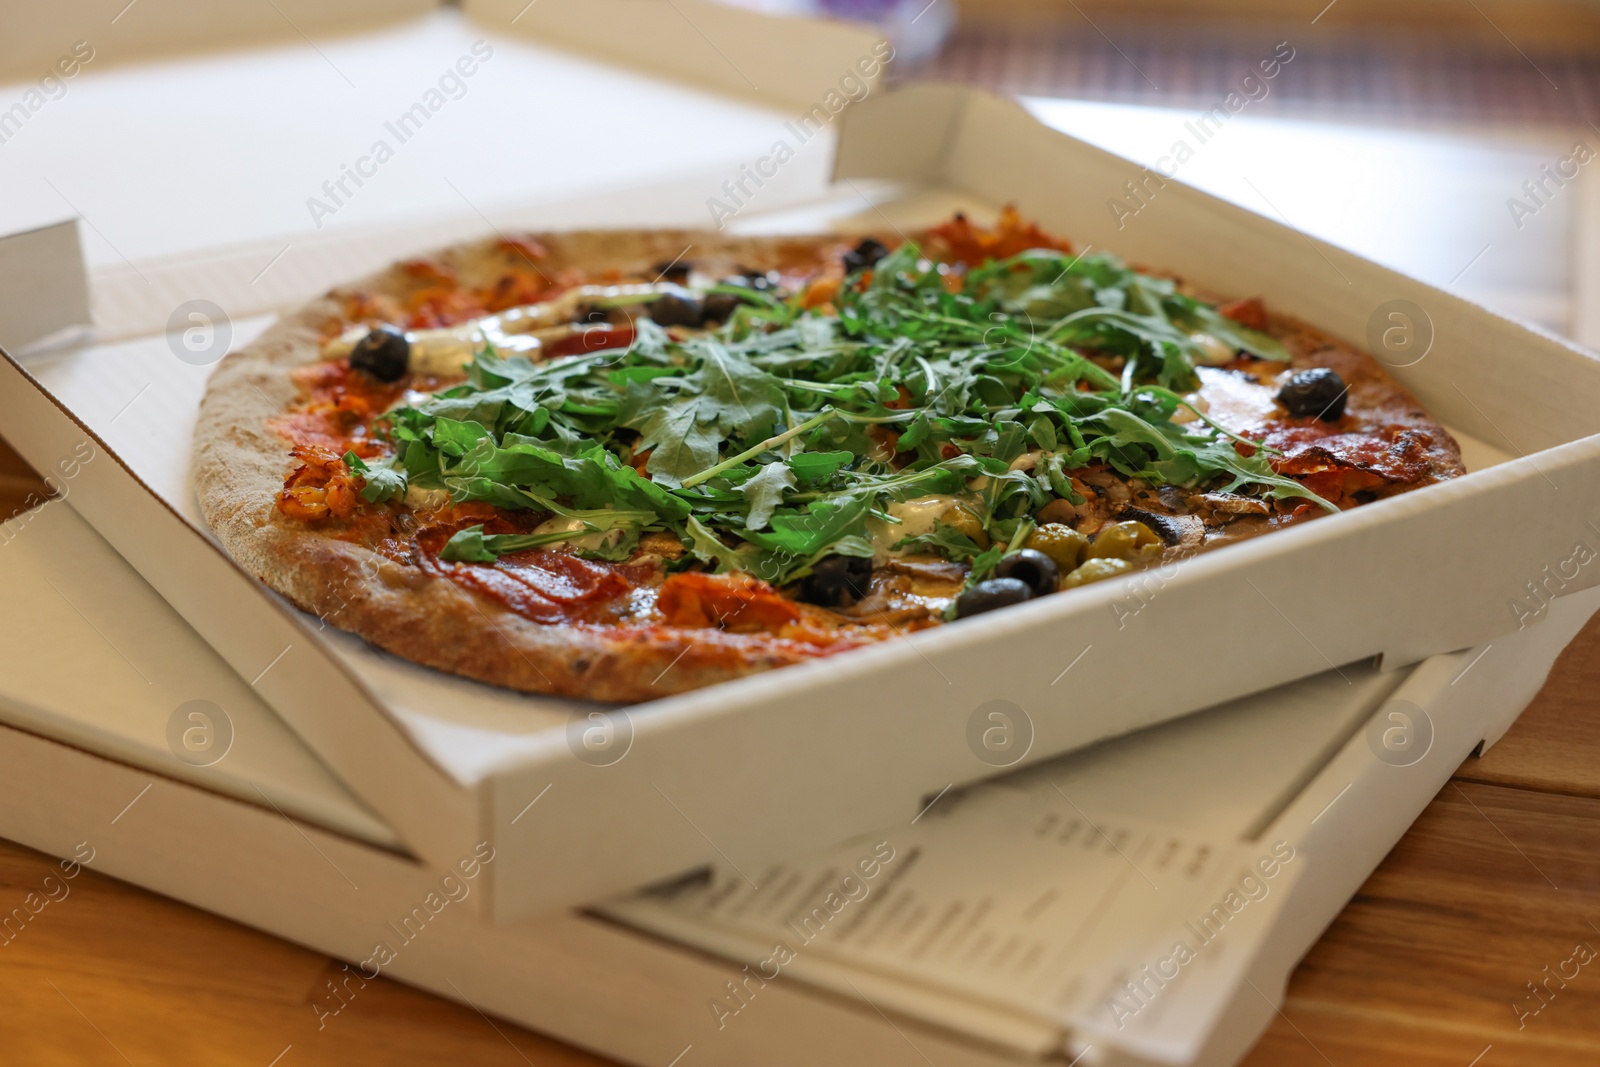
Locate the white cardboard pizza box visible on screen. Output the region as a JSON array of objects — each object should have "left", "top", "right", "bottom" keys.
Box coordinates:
[
  {"left": 5, "top": 13, "right": 1600, "bottom": 924},
  {"left": 2, "top": 498, "right": 1594, "bottom": 1067}
]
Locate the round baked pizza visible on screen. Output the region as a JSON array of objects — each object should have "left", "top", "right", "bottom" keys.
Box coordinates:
[{"left": 193, "top": 208, "right": 1464, "bottom": 701}]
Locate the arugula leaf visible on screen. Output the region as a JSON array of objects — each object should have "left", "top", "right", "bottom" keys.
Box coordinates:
[
  {"left": 619, "top": 342, "right": 786, "bottom": 487},
  {"left": 343, "top": 452, "right": 407, "bottom": 503},
  {"left": 967, "top": 545, "right": 1004, "bottom": 585},
  {"left": 440, "top": 525, "right": 497, "bottom": 563},
  {"left": 739, "top": 462, "right": 796, "bottom": 531},
  {"left": 439, "top": 523, "right": 634, "bottom": 563},
  {"left": 788, "top": 450, "right": 854, "bottom": 485},
  {"left": 431, "top": 418, "right": 493, "bottom": 457},
  {"left": 893, "top": 522, "right": 986, "bottom": 561},
  {"left": 1174, "top": 299, "right": 1291, "bottom": 362},
  {"left": 1083, "top": 407, "right": 1333, "bottom": 510},
  {"left": 449, "top": 437, "right": 689, "bottom": 520},
  {"left": 740, "top": 495, "right": 872, "bottom": 563},
  {"left": 372, "top": 235, "right": 1333, "bottom": 581},
  {"left": 684, "top": 515, "right": 753, "bottom": 572}
]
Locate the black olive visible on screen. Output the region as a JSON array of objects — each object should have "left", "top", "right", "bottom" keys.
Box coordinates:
[
  {"left": 653, "top": 259, "right": 691, "bottom": 284},
  {"left": 802, "top": 554, "right": 873, "bottom": 608},
  {"left": 701, "top": 291, "right": 746, "bottom": 323},
  {"left": 993, "top": 549, "right": 1060, "bottom": 597},
  {"left": 349, "top": 325, "right": 410, "bottom": 382},
  {"left": 649, "top": 290, "right": 703, "bottom": 327},
  {"left": 954, "top": 578, "right": 1034, "bottom": 619},
  {"left": 732, "top": 269, "right": 780, "bottom": 292},
  {"left": 842, "top": 237, "right": 889, "bottom": 274},
  {"left": 579, "top": 304, "right": 611, "bottom": 324},
  {"left": 1277, "top": 368, "right": 1347, "bottom": 422}
]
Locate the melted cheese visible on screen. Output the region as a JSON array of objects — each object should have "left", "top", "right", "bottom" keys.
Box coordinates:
[
  {"left": 1192, "top": 366, "right": 1284, "bottom": 435},
  {"left": 403, "top": 485, "right": 451, "bottom": 511},
  {"left": 1188, "top": 332, "right": 1236, "bottom": 366},
  {"left": 532, "top": 515, "right": 624, "bottom": 553},
  {"left": 869, "top": 494, "right": 958, "bottom": 556},
  {"left": 325, "top": 282, "right": 676, "bottom": 376}
]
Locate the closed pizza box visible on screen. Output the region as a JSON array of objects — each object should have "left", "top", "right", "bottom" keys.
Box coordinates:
[
  {"left": 2, "top": 499, "right": 1595, "bottom": 1067},
  {"left": 4, "top": 13, "right": 1600, "bottom": 924}
]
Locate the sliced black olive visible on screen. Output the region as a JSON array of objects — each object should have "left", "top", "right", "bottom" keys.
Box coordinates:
[
  {"left": 993, "top": 549, "right": 1060, "bottom": 597},
  {"left": 842, "top": 237, "right": 889, "bottom": 274},
  {"left": 802, "top": 554, "right": 873, "bottom": 608},
  {"left": 701, "top": 291, "right": 745, "bottom": 323},
  {"left": 954, "top": 578, "right": 1034, "bottom": 619},
  {"left": 1116, "top": 506, "right": 1184, "bottom": 546},
  {"left": 1277, "top": 368, "right": 1347, "bottom": 422},
  {"left": 649, "top": 290, "right": 703, "bottom": 327},
  {"left": 349, "top": 325, "right": 410, "bottom": 382},
  {"left": 653, "top": 259, "right": 691, "bottom": 284}
]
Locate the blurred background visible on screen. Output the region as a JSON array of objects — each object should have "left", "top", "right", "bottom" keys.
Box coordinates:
[
  {"left": 1, "top": 0, "right": 1594, "bottom": 352},
  {"left": 728, "top": 0, "right": 1600, "bottom": 124}
]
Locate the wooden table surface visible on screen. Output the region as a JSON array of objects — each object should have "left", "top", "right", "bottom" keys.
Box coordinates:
[{"left": 2, "top": 440, "right": 1598, "bottom": 1065}]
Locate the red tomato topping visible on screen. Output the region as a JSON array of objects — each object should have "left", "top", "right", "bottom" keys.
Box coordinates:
[
  {"left": 1217, "top": 297, "right": 1268, "bottom": 331},
  {"left": 656, "top": 572, "right": 801, "bottom": 632},
  {"left": 421, "top": 541, "right": 639, "bottom": 625},
  {"left": 926, "top": 204, "right": 1074, "bottom": 266},
  {"left": 544, "top": 326, "right": 636, "bottom": 359}
]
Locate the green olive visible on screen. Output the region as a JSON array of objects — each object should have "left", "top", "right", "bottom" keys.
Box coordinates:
[
  {"left": 1062, "top": 557, "right": 1136, "bottom": 588},
  {"left": 941, "top": 505, "right": 990, "bottom": 549},
  {"left": 1084, "top": 521, "right": 1163, "bottom": 562},
  {"left": 1025, "top": 523, "right": 1088, "bottom": 572}
]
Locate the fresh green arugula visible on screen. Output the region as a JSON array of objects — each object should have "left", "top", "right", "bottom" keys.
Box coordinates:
[{"left": 359, "top": 243, "right": 1328, "bottom": 582}]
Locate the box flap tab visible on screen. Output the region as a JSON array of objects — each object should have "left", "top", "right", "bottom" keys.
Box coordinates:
[
  {"left": 0, "top": 219, "right": 90, "bottom": 355},
  {"left": 834, "top": 82, "right": 972, "bottom": 185}
]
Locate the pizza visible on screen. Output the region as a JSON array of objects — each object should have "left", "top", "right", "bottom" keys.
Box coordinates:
[{"left": 193, "top": 208, "right": 1464, "bottom": 702}]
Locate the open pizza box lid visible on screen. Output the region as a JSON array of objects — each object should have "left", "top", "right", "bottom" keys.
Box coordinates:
[{"left": 5, "top": 9, "right": 1600, "bottom": 925}]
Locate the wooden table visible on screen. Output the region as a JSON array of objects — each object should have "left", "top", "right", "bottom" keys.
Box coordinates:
[{"left": 2, "top": 439, "right": 1598, "bottom": 1064}]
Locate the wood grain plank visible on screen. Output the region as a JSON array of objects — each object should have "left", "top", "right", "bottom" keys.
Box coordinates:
[
  {"left": 968, "top": 0, "right": 1600, "bottom": 48},
  {"left": 0, "top": 841, "right": 609, "bottom": 1067},
  {"left": 4, "top": 759, "right": 1600, "bottom": 1064},
  {"left": 0, "top": 435, "right": 49, "bottom": 523},
  {"left": 1458, "top": 621, "right": 1600, "bottom": 799},
  {"left": 0, "top": 436, "right": 44, "bottom": 481},
  {"left": 1241, "top": 781, "right": 1600, "bottom": 1066}
]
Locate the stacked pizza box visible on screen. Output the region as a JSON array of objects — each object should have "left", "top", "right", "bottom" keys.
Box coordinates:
[{"left": 3, "top": 5, "right": 1600, "bottom": 1065}]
